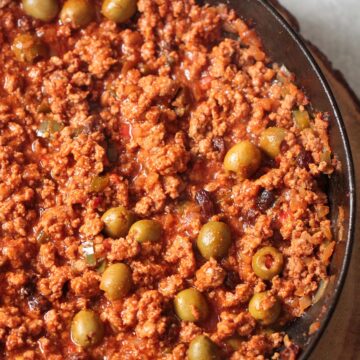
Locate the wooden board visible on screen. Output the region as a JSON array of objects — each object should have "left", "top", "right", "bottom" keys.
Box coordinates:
[{"left": 268, "top": 1, "right": 360, "bottom": 359}]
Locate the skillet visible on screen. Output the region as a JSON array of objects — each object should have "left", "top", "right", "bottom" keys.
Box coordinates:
[{"left": 201, "top": 0, "right": 356, "bottom": 358}]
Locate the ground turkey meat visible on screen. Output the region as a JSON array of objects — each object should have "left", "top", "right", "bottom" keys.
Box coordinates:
[{"left": 0, "top": 0, "right": 337, "bottom": 359}]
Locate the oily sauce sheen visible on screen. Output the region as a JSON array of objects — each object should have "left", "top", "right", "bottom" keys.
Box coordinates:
[{"left": 0, "top": 0, "right": 335, "bottom": 359}]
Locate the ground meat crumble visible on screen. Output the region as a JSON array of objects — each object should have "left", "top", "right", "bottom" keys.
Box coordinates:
[{"left": 0, "top": 0, "right": 337, "bottom": 359}]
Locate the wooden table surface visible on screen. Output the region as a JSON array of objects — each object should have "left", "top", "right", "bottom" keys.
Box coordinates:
[
  {"left": 269, "top": 2, "right": 360, "bottom": 359},
  {"left": 308, "top": 50, "right": 360, "bottom": 360},
  {"left": 308, "top": 57, "right": 360, "bottom": 360}
]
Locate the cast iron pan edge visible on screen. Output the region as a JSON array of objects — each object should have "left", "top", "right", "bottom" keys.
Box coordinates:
[
  {"left": 251, "top": 2, "right": 355, "bottom": 359},
  {"left": 204, "top": 0, "right": 356, "bottom": 358}
]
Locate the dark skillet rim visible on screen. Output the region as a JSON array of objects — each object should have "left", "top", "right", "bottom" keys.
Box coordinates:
[{"left": 253, "top": 0, "right": 356, "bottom": 358}]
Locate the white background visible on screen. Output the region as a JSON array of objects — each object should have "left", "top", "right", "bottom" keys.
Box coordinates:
[{"left": 279, "top": 0, "right": 360, "bottom": 97}]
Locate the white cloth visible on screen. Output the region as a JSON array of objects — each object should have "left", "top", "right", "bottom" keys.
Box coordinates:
[{"left": 279, "top": 0, "right": 360, "bottom": 97}]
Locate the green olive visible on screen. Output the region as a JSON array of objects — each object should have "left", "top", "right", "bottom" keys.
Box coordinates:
[
  {"left": 197, "top": 221, "right": 232, "bottom": 260},
  {"left": 252, "top": 246, "right": 284, "bottom": 280},
  {"left": 100, "top": 263, "right": 132, "bottom": 300},
  {"left": 188, "top": 335, "right": 221, "bottom": 360},
  {"left": 174, "top": 288, "right": 209, "bottom": 322},
  {"left": 224, "top": 140, "right": 262, "bottom": 179},
  {"left": 248, "top": 291, "right": 281, "bottom": 325},
  {"left": 12, "top": 33, "right": 47, "bottom": 63},
  {"left": 259, "top": 127, "right": 287, "bottom": 158},
  {"left": 22, "top": 0, "right": 59, "bottom": 21},
  {"left": 293, "top": 110, "right": 310, "bottom": 130},
  {"left": 71, "top": 309, "right": 104, "bottom": 347},
  {"left": 101, "top": 0, "right": 137, "bottom": 23},
  {"left": 60, "top": 0, "right": 95, "bottom": 28},
  {"left": 128, "top": 219, "right": 162, "bottom": 243},
  {"left": 101, "top": 206, "right": 134, "bottom": 238}
]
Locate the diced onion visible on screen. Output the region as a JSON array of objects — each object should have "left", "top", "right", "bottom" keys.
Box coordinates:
[
  {"left": 299, "top": 295, "right": 312, "bottom": 312},
  {"left": 82, "top": 241, "right": 96, "bottom": 266},
  {"left": 313, "top": 279, "right": 329, "bottom": 304}
]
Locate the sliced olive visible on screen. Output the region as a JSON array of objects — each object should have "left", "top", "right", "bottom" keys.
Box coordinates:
[
  {"left": 188, "top": 335, "right": 221, "bottom": 360},
  {"left": 248, "top": 291, "right": 281, "bottom": 325},
  {"left": 252, "top": 246, "right": 284, "bottom": 280},
  {"left": 174, "top": 288, "right": 209, "bottom": 322},
  {"left": 293, "top": 110, "right": 310, "bottom": 130},
  {"left": 90, "top": 175, "right": 109, "bottom": 193},
  {"left": 224, "top": 140, "right": 262, "bottom": 179},
  {"left": 101, "top": 206, "right": 134, "bottom": 238},
  {"left": 100, "top": 263, "right": 132, "bottom": 300},
  {"left": 22, "top": 0, "right": 59, "bottom": 22},
  {"left": 60, "top": 0, "right": 95, "bottom": 28},
  {"left": 71, "top": 309, "right": 104, "bottom": 347},
  {"left": 259, "top": 127, "right": 287, "bottom": 158},
  {"left": 101, "top": 0, "right": 137, "bottom": 23},
  {"left": 197, "top": 221, "right": 232, "bottom": 260},
  {"left": 128, "top": 219, "right": 162, "bottom": 243},
  {"left": 12, "top": 33, "right": 47, "bottom": 63}
]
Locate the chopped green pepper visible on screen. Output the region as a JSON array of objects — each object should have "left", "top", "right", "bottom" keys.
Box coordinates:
[
  {"left": 71, "top": 126, "right": 85, "bottom": 138},
  {"left": 82, "top": 241, "right": 96, "bottom": 266},
  {"left": 90, "top": 175, "right": 109, "bottom": 193},
  {"left": 225, "top": 336, "right": 243, "bottom": 351},
  {"left": 96, "top": 259, "right": 107, "bottom": 274},
  {"left": 37, "top": 120, "right": 64, "bottom": 138},
  {"left": 293, "top": 110, "right": 310, "bottom": 130},
  {"left": 320, "top": 150, "right": 331, "bottom": 164}
]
